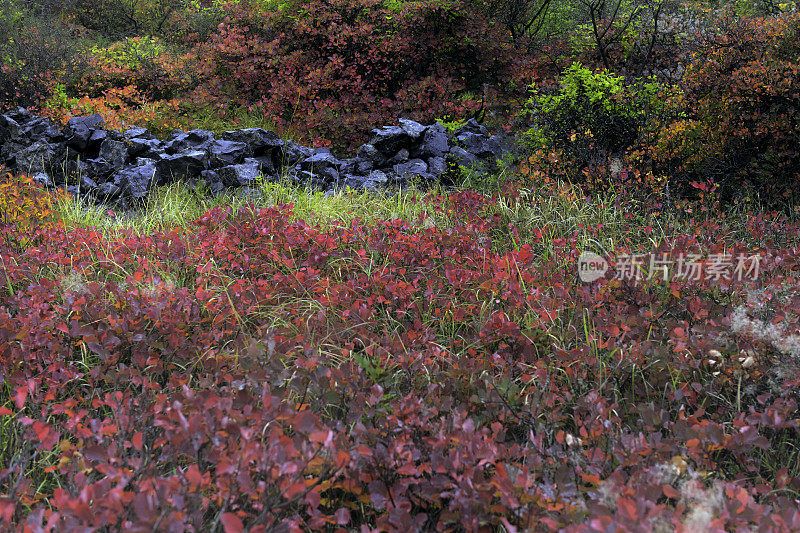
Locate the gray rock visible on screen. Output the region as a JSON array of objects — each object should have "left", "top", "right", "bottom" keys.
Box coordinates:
[
  {"left": 96, "top": 181, "right": 122, "bottom": 198},
  {"left": 98, "top": 139, "right": 128, "bottom": 170},
  {"left": 4, "top": 107, "right": 33, "bottom": 124},
  {"left": 387, "top": 148, "right": 410, "bottom": 165},
  {"left": 164, "top": 129, "right": 215, "bottom": 154},
  {"left": 80, "top": 175, "right": 97, "bottom": 192},
  {"left": 0, "top": 115, "right": 20, "bottom": 143},
  {"left": 355, "top": 160, "right": 374, "bottom": 174},
  {"left": 295, "top": 170, "right": 329, "bottom": 190},
  {"left": 88, "top": 129, "right": 108, "bottom": 151},
  {"left": 217, "top": 160, "right": 261, "bottom": 187},
  {"left": 136, "top": 156, "right": 159, "bottom": 166},
  {"left": 367, "top": 170, "right": 388, "bottom": 183},
  {"left": 281, "top": 140, "right": 314, "bottom": 167},
  {"left": 209, "top": 140, "right": 248, "bottom": 168},
  {"left": 393, "top": 159, "right": 428, "bottom": 179},
  {"left": 58, "top": 159, "right": 89, "bottom": 186},
  {"left": 114, "top": 163, "right": 156, "bottom": 199},
  {"left": 343, "top": 174, "right": 367, "bottom": 189},
  {"left": 64, "top": 123, "right": 92, "bottom": 151},
  {"left": 200, "top": 170, "right": 224, "bottom": 194},
  {"left": 448, "top": 146, "right": 478, "bottom": 168},
  {"left": 300, "top": 152, "right": 341, "bottom": 182},
  {"left": 32, "top": 172, "right": 51, "bottom": 186},
  {"left": 0, "top": 141, "right": 26, "bottom": 165},
  {"left": 15, "top": 141, "right": 57, "bottom": 174},
  {"left": 155, "top": 150, "right": 209, "bottom": 184},
  {"left": 124, "top": 126, "right": 152, "bottom": 139},
  {"left": 427, "top": 156, "right": 447, "bottom": 176},
  {"left": 356, "top": 143, "right": 386, "bottom": 167},
  {"left": 369, "top": 125, "right": 411, "bottom": 156},
  {"left": 244, "top": 155, "right": 276, "bottom": 177},
  {"left": 222, "top": 128, "right": 283, "bottom": 156},
  {"left": 453, "top": 118, "right": 488, "bottom": 137},
  {"left": 66, "top": 113, "right": 105, "bottom": 130},
  {"left": 127, "top": 137, "right": 162, "bottom": 158},
  {"left": 338, "top": 158, "right": 357, "bottom": 175},
  {"left": 85, "top": 158, "right": 117, "bottom": 179},
  {"left": 398, "top": 118, "right": 426, "bottom": 139},
  {"left": 416, "top": 123, "right": 449, "bottom": 158},
  {"left": 457, "top": 132, "right": 503, "bottom": 159},
  {"left": 18, "top": 117, "right": 62, "bottom": 140}
]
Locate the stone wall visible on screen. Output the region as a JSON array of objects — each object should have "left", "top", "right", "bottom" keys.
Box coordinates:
[{"left": 0, "top": 107, "right": 518, "bottom": 208}]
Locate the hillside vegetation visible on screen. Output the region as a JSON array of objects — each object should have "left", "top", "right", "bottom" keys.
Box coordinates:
[{"left": 2, "top": 0, "right": 800, "bottom": 530}]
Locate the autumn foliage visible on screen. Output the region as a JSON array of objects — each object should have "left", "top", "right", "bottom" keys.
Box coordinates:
[
  {"left": 1, "top": 174, "right": 800, "bottom": 529},
  {"left": 194, "top": 0, "right": 521, "bottom": 148},
  {"left": 651, "top": 12, "right": 800, "bottom": 206}
]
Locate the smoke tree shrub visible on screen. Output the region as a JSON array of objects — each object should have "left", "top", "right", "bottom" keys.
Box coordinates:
[
  {"left": 195, "top": 0, "right": 521, "bottom": 148},
  {"left": 651, "top": 12, "right": 800, "bottom": 207}
]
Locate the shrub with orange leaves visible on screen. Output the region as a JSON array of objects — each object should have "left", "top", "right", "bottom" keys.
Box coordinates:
[
  {"left": 651, "top": 13, "right": 800, "bottom": 207},
  {"left": 0, "top": 168, "right": 68, "bottom": 250}
]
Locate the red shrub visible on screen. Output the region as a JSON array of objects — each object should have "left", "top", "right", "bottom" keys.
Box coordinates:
[
  {"left": 651, "top": 13, "right": 800, "bottom": 207},
  {"left": 195, "top": 0, "right": 521, "bottom": 148}
]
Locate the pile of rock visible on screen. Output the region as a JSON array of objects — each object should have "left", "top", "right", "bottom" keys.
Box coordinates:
[{"left": 0, "top": 107, "right": 517, "bottom": 208}]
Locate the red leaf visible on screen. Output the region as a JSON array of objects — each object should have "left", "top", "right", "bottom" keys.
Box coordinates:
[
  {"left": 283, "top": 480, "right": 306, "bottom": 501},
  {"left": 132, "top": 432, "right": 143, "bottom": 451},
  {"left": 0, "top": 407, "right": 12, "bottom": 416},
  {"left": 14, "top": 387, "right": 27, "bottom": 410},
  {"left": 335, "top": 507, "right": 350, "bottom": 525},
  {"left": 663, "top": 484, "right": 680, "bottom": 498},
  {"left": 220, "top": 512, "right": 243, "bottom": 533}
]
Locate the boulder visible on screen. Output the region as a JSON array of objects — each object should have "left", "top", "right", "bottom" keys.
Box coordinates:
[
  {"left": 299, "top": 152, "right": 340, "bottom": 182},
  {"left": 415, "top": 123, "right": 449, "bottom": 158},
  {"left": 387, "top": 148, "right": 410, "bottom": 165},
  {"left": 356, "top": 143, "right": 386, "bottom": 168},
  {"left": 448, "top": 146, "right": 478, "bottom": 169},
  {"left": 96, "top": 181, "right": 123, "bottom": 199},
  {"left": 164, "top": 129, "right": 215, "bottom": 154},
  {"left": 369, "top": 125, "right": 411, "bottom": 156},
  {"left": 20, "top": 116, "right": 62, "bottom": 140},
  {"left": 31, "top": 172, "right": 51, "bottom": 187},
  {"left": 64, "top": 114, "right": 105, "bottom": 151},
  {"left": 367, "top": 170, "right": 389, "bottom": 184},
  {"left": 98, "top": 139, "right": 129, "bottom": 170},
  {"left": 155, "top": 150, "right": 209, "bottom": 184},
  {"left": 221, "top": 128, "right": 283, "bottom": 156},
  {"left": 0, "top": 141, "right": 26, "bottom": 166},
  {"left": 457, "top": 132, "right": 504, "bottom": 160},
  {"left": 393, "top": 159, "right": 428, "bottom": 180},
  {"left": 15, "top": 141, "right": 57, "bottom": 174},
  {"left": 209, "top": 140, "right": 248, "bottom": 168},
  {"left": 66, "top": 113, "right": 105, "bottom": 130},
  {"left": 281, "top": 140, "right": 314, "bottom": 168},
  {"left": 127, "top": 137, "right": 162, "bottom": 158},
  {"left": 0, "top": 115, "right": 20, "bottom": 143},
  {"left": 58, "top": 159, "right": 89, "bottom": 186},
  {"left": 114, "top": 162, "right": 156, "bottom": 199},
  {"left": 200, "top": 169, "right": 225, "bottom": 194},
  {"left": 427, "top": 156, "right": 448, "bottom": 176},
  {"left": 87, "top": 129, "right": 108, "bottom": 152},
  {"left": 453, "top": 118, "right": 488, "bottom": 137},
  {"left": 4, "top": 107, "right": 34, "bottom": 124},
  {"left": 398, "top": 118, "right": 426, "bottom": 140},
  {"left": 123, "top": 126, "right": 153, "bottom": 139},
  {"left": 217, "top": 160, "right": 261, "bottom": 187}
]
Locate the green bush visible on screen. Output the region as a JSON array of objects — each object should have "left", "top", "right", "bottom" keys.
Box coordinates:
[{"left": 524, "top": 62, "right": 661, "bottom": 165}]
